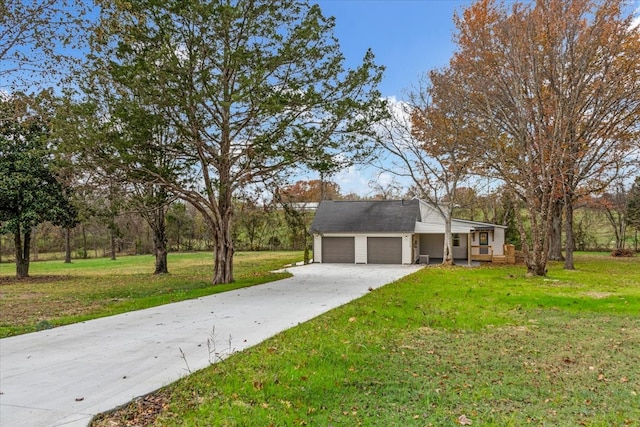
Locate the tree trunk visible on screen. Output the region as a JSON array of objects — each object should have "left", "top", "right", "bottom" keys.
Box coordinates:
[
  {"left": 548, "top": 199, "right": 564, "bottom": 261},
  {"left": 64, "top": 227, "right": 72, "bottom": 263},
  {"left": 81, "top": 224, "right": 88, "bottom": 259},
  {"left": 213, "top": 229, "right": 234, "bottom": 284},
  {"left": 15, "top": 226, "right": 31, "bottom": 279},
  {"left": 526, "top": 226, "right": 550, "bottom": 276},
  {"left": 32, "top": 227, "right": 38, "bottom": 261},
  {"left": 523, "top": 194, "right": 550, "bottom": 277},
  {"left": 563, "top": 195, "right": 575, "bottom": 270},
  {"left": 152, "top": 207, "right": 169, "bottom": 275},
  {"left": 212, "top": 206, "right": 234, "bottom": 285},
  {"left": 442, "top": 215, "right": 454, "bottom": 265},
  {"left": 154, "top": 239, "right": 168, "bottom": 274},
  {"left": 110, "top": 229, "right": 117, "bottom": 260}
]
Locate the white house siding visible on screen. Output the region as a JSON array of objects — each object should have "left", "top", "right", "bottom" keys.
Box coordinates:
[
  {"left": 402, "top": 235, "right": 412, "bottom": 264},
  {"left": 452, "top": 233, "right": 469, "bottom": 259},
  {"left": 355, "top": 235, "right": 367, "bottom": 263},
  {"left": 419, "top": 202, "right": 443, "bottom": 223},
  {"left": 313, "top": 234, "right": 322, "bottom": 263},
  {"left": 493, "top": 228, "right": 505, "bottom": 255}
]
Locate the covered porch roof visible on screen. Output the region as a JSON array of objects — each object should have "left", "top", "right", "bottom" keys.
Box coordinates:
[{"left": 414, "top": 221, "right": 475, "bottom": 234}]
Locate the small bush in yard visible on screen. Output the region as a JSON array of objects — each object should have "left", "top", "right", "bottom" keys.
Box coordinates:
[{"left": 611, "top": 248, "right": 635, "bottom": 257}]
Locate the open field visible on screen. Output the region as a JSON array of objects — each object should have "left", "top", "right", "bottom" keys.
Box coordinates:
[
  {"left": 0, "top": 251, "right": 303, "bottom": 337},
  {"left": 90, "top": 253, "right": 640, "bottom": 426}
]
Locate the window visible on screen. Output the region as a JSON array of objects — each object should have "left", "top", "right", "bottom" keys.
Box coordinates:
[
  {"left": 479, "top": 231, "right": 489, "bottom": 245},
  {"left": 453, "top": 233, "right": 460, "bottom": 247}
]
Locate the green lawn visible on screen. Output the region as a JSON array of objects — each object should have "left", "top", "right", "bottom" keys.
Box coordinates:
[
  {"left": 92, "top": 253, "right": 640, "bottom": 426},
  {"left": 0, "top": 251, "right": 304, "bottom": 337}
]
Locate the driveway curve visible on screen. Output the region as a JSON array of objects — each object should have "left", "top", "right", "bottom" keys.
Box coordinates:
[{"left": 0, "top": 263, "right": 423, "bottom": 427}]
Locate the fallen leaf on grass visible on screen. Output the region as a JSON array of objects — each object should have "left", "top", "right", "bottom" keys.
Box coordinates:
[{"left": 457, "top": 414, "right": 472, "bottom": 425}]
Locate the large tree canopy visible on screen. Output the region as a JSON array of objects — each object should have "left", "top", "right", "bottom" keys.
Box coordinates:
[
  {"left": 446, "top": 0, "right": 640, "bottom": 275},
  {"left": 88, "top": 0, "right": 386, "bottom": 284},
  {"left": 0, "top": 93, "right": 77, "bottom": 278}
]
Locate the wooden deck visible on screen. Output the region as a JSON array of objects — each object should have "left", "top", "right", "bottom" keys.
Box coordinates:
[
  {"left": 470, "top": 245, "right": 493, "bottom": 262},
  {"left": 470, "top": 245, "right": 516, "bottom": 264},
  {"left": 471, "top": 254, "right": 494, "bottom": 262}
]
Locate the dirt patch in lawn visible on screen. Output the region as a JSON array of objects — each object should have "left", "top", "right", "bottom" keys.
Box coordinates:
[
  {"left": 0, "top": 275, "right": 71, "bottom": 285},
  {"left": 582, "top": 291, "right": 613, "bottom": 299}
]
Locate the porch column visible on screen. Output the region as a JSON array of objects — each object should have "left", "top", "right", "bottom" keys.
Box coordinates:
[{"left": 467, "top": 233, "right": 472, "bottom": 266}]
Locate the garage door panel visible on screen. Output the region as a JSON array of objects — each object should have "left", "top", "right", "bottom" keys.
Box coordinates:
[
  {"left": 367, "top": 237, "right": 402, "bottom": 264},
  {"left": 322, "top": 237, "right": 355, "bottom": 263}
]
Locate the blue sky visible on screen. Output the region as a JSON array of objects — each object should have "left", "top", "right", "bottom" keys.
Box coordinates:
[
  {"left": 311, "top": 0, "right": 475, "bottom": 195},
  {"left": 315, "top": 0, "right": 473, "bottom": 99}
]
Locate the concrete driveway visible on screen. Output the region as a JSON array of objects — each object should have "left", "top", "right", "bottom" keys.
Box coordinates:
[{"left": 0, "top": 263, "right": 422, "bottom": 427}]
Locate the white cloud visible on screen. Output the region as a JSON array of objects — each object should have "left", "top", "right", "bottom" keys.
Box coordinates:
[
  {"left": 632, "top": 2, "right": 640, "bottom": 29},
  {"left": 375, "top": 171, "right": 395, "bottom": 187},
  {"left": 334, "top": 165, "right": 371, "bottom": 195}
]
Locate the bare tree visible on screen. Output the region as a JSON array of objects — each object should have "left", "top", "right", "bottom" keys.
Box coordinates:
[{"left": 375, "top": 71, "right": 479, "bottom": 265}]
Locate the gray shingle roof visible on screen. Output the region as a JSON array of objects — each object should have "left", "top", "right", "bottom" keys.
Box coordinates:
[{"left": 310, "top": 200, "right": 420, "bottom": 233}]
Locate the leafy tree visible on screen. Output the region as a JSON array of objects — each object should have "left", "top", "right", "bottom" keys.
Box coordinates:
[
  {"left": 89, "top": 0, "right": 386, "bottom": 284},
  {"left": 273, "top": 187, "right": 313, "bottom": 262},
  {"left": 55, "top": 91, "right": 178, "bottom": 273},
  {"left": 279, "top": 180, "right": 342, "bottom": 202},
  {"left": 0, "top": 0, "right": 89, "bottom": 90},
  {"left": 627, "top": 177, "right": 640, "bottom": 251},
  {"left": 628, "top": 177, "right": 640, "bottom": 228},
  {"left": 166, "top": 202, "right": 195, "bottom": 251},
  {"left": 0, "top": 93, "right": 77, "bottom": 278},
  {"left": 447, "top": 0, "right": 640, "bottom": 275}
]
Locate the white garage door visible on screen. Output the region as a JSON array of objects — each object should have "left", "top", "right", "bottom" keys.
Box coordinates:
[
  {"left": 367, "top": 237, "right": 402, "bottom": 264},
  {"left": 322, "top": 237, "right": 355, "bottom": 263}
]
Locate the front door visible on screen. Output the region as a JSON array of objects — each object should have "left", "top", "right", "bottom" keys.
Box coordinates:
[{"left": 479, "top": 231, "right": 489, "bottom": 255}]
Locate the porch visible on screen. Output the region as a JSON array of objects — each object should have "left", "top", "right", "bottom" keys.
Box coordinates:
[
  {"left": 470, "top": 244, "right": 516, "bottom": 264},
  {"left": 470, "top": 245, "right": 493, "bottom": 262}
]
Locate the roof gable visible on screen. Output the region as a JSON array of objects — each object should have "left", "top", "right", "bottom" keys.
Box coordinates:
[{"left": 310, "top": 200, "right": 420, "bottom": 233}]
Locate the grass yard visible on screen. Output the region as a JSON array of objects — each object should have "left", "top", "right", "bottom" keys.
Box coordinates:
[
  {"left": 0, "top": 251, "right": 304, "bottom": 337},
  {"left": 91, "top": 253, "right": 640, "bottom": 426}
]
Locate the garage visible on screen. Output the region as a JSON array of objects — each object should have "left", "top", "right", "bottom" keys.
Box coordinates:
[
  {"left": 367, "top": 237, "right": 402, "bottom": 264},
  {"left": 321, "top": 237, "right": 355, "bottom": 263}
]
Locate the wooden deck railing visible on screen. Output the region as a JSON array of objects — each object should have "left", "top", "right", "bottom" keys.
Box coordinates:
[{"left": 470, "top": 245, "right": 494, "bottom": 261}]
